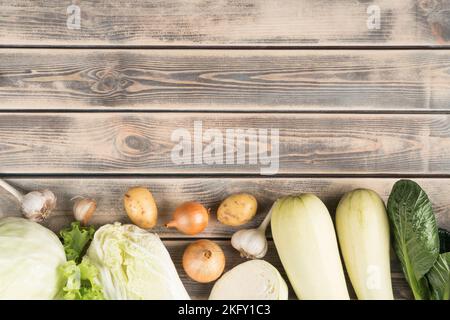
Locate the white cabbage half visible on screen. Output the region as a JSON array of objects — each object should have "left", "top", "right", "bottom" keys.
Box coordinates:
[
  {"left": 209, "top": 260, "right": 288, "bottom": 300},
  {"left": 0, "top": 217, "right": 66, "bottom": 299},
  {"left": 86, "top": 223, "right": 190, "bottom": 300}
]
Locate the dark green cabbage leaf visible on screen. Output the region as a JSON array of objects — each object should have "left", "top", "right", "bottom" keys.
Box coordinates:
[{"left": 387, "top": 179, "right": 439, "bottom": 300}]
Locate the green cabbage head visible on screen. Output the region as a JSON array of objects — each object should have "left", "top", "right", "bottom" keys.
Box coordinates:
[{"left": 0, "top": 217, "right": 66, "bottom": 299}]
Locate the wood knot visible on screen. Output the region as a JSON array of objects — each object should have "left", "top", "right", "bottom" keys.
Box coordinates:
[
  {"left": 115, "top": 128, "right": 152, "bottom": 157},
  {"left": 90, "top": 68, "right": 128, "bottom": 94}
]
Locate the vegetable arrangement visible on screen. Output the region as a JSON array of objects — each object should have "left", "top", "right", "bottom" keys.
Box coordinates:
[{"left": 0, "top": 179, "right": 449, "bottom": 300}]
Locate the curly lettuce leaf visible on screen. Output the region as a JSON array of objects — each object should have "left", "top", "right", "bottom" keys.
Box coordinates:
[
  {"left": 60, "top": 222, "right": 95, "bottom": 263},
  {"left": 60, "top": 258, "right": 104, "bottom": 300},
  {"left": 387, "top": 180, "right": 440, "bottom": 300}
]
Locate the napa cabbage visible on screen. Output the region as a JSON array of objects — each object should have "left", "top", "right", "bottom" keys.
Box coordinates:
[{"left": 86, "top": 223, "right": 190, "bottom": 300}]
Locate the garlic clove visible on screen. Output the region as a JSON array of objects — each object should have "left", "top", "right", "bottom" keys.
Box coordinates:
[
  {"left": 231, "top": 228, "right": 268, "bottom": 259},
  {"left": 21, "top": 189, "right": 57, "bottom": 222},
  {"left": 73, "top": 197, "right": 97, "bottom": 225}
]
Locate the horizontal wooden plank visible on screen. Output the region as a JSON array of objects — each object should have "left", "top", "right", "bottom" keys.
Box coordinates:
[
  {"left": 0, "top": 178, "right": 448, "bottom": 237},
  {"left": 0, "top": 1, "right": 449, "bottom": 46},
  {"left": 1, "top": 49, "right": 450, "bottom": 111},
  {"left": 0, "top": 113, "right": 449, "bottom": 175},
  {"left": 165, "top": 240, "right": 412, "bottom": 300}
]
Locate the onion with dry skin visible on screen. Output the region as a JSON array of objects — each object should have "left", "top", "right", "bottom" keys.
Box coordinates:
[
  {"left": 182, "top": 239, "right": 225, "bottom": 283},
  {"left": 72, "top": 197, "right": 97, "bottom": 225},
  {"left": 166, "top": 202, "right": 209, "bottom": 235}
]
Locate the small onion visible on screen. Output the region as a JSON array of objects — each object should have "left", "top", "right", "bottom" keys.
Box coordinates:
[
  {"left": 165, "top": 202, "right": 209, "bottom": 235},
  {"left": 72, "top": 197, "right": 97, "bottom": 225},
  {"left": 182, "top": 239, "right": 225, "bottom": 283}
]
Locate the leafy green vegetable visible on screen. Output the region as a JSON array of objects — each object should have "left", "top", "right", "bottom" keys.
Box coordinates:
[
  {"left": 60, "top": 222, "right": 95, "bottom": 263},
  {"left": 60, "top": 258, "right": 104, "bottom": 300},
  {"left": 0, "top": 217, "right": 66, "bottom": 299},
  {"left": 87, "top": 223, "right": 190, "bottom": 299},
  {"left": 427, "top": 253, "right": 450, "bottom": 300},
  {"left": 387, "top": 179, "right": 440, "bottom": 300},
  {"left": 59, "top": 222, "right": 104, "bottom": 300}
]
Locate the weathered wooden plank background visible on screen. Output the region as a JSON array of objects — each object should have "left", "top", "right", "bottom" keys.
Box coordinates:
[
  {"left": 0, "top": 0, "right": 449, "bottom": 46},
  {"left": 1, "top": 0, "right": 450, "bottom": 300},
  {"left": 1, "top": 49, "right": 450, "bottom": 111},
  {"left": 0, "top": 113, "right": 449, "bottom": 174}
]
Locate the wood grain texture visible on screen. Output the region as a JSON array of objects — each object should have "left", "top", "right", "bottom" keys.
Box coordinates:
[
  {"left": 0, "top": 113, "right": 449, "bottom": 174},
  {"left": 0, "top": 1, "right": 449, "bottom": 46},
  {"left": 0, "top": 178, "right": 448, "bottom": 236},
  {"left": 164, "top": 240, "right": 412, "bottom": 300},
  {"left": 1, "top": 49, "right": 450, "bottom": 111}
]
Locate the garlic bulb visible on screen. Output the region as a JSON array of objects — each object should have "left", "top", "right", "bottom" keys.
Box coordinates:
[
  {"left": 22, "top": 190, "right": 57, "bottom": 222},
  {"left": 231, "top": 228, "right": 268, "bottom": 259},
  {"left": 231, "top": 207, "right": 272, "bottom": 259},
  {"left": 0, "top": 179, "right": 57, "bottom": 222},
  {"left": 72, "top": 197, "right": 97, "bottom": 225}
]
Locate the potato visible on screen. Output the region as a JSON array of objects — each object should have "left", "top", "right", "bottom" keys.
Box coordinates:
[
  {"left": 124, "top": 187, "right": 158, "bottom": 228},
  {"left": 217, "top": 193, "right": 258, "bottom": 226}
]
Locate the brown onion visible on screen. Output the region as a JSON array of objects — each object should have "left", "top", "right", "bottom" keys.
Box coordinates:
[
  {"left": 182, "top": 239, "right": 225, "bottom": 283},
  {"left": 165, "top": 201, "right": 209, "bottom": 235}
]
